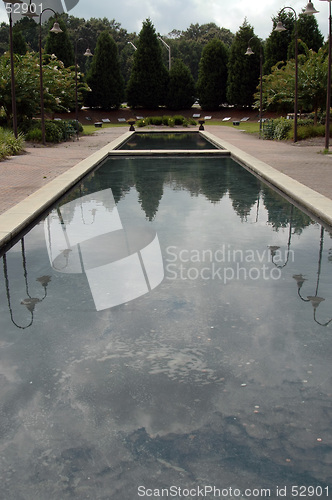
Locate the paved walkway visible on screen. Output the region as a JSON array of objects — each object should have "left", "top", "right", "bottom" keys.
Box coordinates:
[{"left": 0, "top": 125, "right": 331, "bottom": 216}]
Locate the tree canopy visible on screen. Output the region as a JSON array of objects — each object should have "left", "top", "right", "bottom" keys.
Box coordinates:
[
  {"left": 126, "top": 19, "right": 169, "bottom": 109},
  {"left": 86, "top": 31, "right": 124, "bottom": 110},
  {"left": 227, "top": 21, "right": 261, "bottom": 107},
  {"left": 196, "top": 38, "right": 229, "bottom": 110}
]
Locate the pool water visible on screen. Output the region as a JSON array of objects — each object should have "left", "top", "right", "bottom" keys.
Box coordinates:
[
  {"left": 0, "top": 155, "right": 331, "bottom": 499},
  {"left": 117, "top": 131, "right": 219, "bottom": 149}
]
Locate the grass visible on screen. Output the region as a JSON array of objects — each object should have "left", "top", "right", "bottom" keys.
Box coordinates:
[
  {"left": 82, "top": 123, "right": 127, "bottom": 135},
  {"left": 82, "top": 119, "right": 261, "bottom": 136}
]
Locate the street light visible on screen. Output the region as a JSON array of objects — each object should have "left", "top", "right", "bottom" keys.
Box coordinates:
[
  {"left": 3, "top": 0, "right": 23, "bottom": 138},
  {"left": 304, "top": 2, "right": 332, "bottom": 151},
  {"left": 74, "top": 38, "right": 93, "bottom": 138},
  {"left": 292, "top": 226, "right": 332, "bottom": 327},
  {"left": 158, "top": 36, "right": 171, "bottom": 70},
  {"left": 274, "top": 7, "right": 299, "bottom": 142},
  {"left": 37, "top": 9, "right": 63, "bottom": 145},
  {"left": 245, "top": 37, "right": 263, "bottom": 137}
]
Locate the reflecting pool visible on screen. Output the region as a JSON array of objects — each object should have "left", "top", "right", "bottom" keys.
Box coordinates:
[
  {"left": 117, "top": 131, "right": 219, "bottom": 150},
  {"left": 0, "top": 156, "right": 331, "bottom": 499}
]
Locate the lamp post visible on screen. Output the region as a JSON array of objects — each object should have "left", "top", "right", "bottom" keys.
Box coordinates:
[
  {"left": 74, "top": 38, "right": 93, "bottom": 138},
  {"left": 128, "top": 41, "right": 137, "bottom": 51},
  {"left": 245, "top": 37, "right": 263, "bottom": 137},
  {"left": 304, "top": 2, "right": 332, "bottom": 151},
  {"left": 158, "top": 36, "right": 171, "bottom": 70},
  {"left": 293, "top": 225, "right": 332, "bottom": 327},
  {"left": 274, "top": 7, "right": 299, "bottom": 142},
  {"left": 3, "top": 0, "right": 23, "bottom": 138},
  {"left": 38, "top": 9, "right": 63, "bottom": 145}
]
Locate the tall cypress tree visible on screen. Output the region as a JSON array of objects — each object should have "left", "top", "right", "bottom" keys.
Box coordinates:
[
  {"left": 263, "top": 10, "right": 295, "bottom": 74},
  {"left": 44, "top": 17, "right": 74, "bottom": 67},
  {"left": 196, "top": 38, "right": 228, "bottom": 110},
  {"left": 86, "top": 31, "right": 124, "bottom": 110},
  {"left": 126, "top": 19, "right": 169, "bottom": 109},
  {"left": 226, "top": 21, "right": 261, "bottom": 107},
  {"left": 165, "top": 59, "right": 196, "bottom": 110}
]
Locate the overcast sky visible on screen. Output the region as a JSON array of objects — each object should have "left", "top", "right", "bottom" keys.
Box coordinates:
[{"left": 1, "top": 0, "right": 330, "bottom": 40}]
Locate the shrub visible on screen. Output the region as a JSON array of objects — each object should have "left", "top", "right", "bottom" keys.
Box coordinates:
[
  {"left": 24, "top": 119, "right": 77, "bottom": 143},
  {"left": 25, "top": 127, "right": 42, "bottom": 142},
  {"left": 262, "top": 118, "right": 292, "bottom": 140},
  {"left": 0, "top": 127, "right": 25, "bottom": 159},
  {"left": 162, "top": 115, "right": 171, "bottom": 125},
  {"left": 149, "top": 116, "right": 163, "bottom": 125},
  {"left": 291, "top": 124, "right": 325, "bottom": 141},
  {"left": 173, "top": 115, "right": 185, "bottom": 125}
]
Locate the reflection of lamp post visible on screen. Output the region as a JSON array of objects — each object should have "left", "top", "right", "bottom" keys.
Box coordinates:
[
  {"left": 2, "top": 238, "right": 51, "bottom": 329},
  {"left": 74, "top": 38, "right": 93, "bottom": 138},
  {"left": 274, "top": 7, "right": 299, "bottom": 143},
  {"left": 304, "top": 1, "right": 332, "bottom": 151},
  {"left": 269, "top": 206, "right": 294, "bottom": 268},
  {"left": 293, "top": 226, "right": 332, "bottom": 327},
  {"left": 245, "top": 37, "right": 263, "bottom": 138},
  {"left": 158, "top": 36, "right": 171, "bottom": 70},
  {"left": 3, "top": 0, "right": 23, "bottom": 138},
  {"left": 38, "top": 9, "right": 63, "bottom": 145}
]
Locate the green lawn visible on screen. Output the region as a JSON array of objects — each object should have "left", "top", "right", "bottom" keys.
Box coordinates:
[{"left": 82, "top": 120, "right": 261, "bottom": 136}]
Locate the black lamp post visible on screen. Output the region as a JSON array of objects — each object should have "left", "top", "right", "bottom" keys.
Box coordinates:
[
  {"left": 274, "top": 7, "right": 299, "bottom": 143},
  {"left": 74, "top": 38, "right": 93, "bottom": 138},
  {"left": 245, "top": 37, "right": 263, "bottom": 138},
  {"left": 38, "top": 9, "right": 63, "bottom": 145},
  {"left": 2, "top": 0, "right": 23, "bottom": 138},
  {"left": 304, "top": 2, "right": 332, "bottom": 151}
]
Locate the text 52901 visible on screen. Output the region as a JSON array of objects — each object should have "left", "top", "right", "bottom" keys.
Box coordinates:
[{"left": 5, "top": 3, "right": 43, "bottom": 15}]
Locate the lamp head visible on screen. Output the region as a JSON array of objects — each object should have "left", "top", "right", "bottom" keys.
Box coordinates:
[
  {"left": 84, "top": 48, "right": 93, "bottom": 57},
  {"left": 50, "top": 22, "right": 63, "bottom": 34},
  {"left": 304, "top": 1, "right": 319, "bottom": 15},
  {"left": 245, "top": 46, "right": 254, "bottom": 56},
  {"left": 275, "top": 21, "right": 287, "bottom": 32}
]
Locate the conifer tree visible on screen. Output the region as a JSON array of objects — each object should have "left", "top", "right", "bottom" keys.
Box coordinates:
[
  {"left": 226, "top": 21, "right": 261, "bottom": 107},
  {"left": 196, "top": 38, "right": 228, "bottom": 110},
  {"left": 126, "top": 19, "right": 169, "bottom": 109},
  {"left": 165, "top": 59, "right": 196, "bottom": 109},
  {"left": 263, "top": 11, "right": 295, "bottom": 74},
  {"left": 86, "top": 31, "right": 124, "bottom": 110},
  {"left": 45, "top": 17, "right": 74, "bottom": 67},
  {"left": 12, "top": 30, "right": 27, "bottom": 54}
]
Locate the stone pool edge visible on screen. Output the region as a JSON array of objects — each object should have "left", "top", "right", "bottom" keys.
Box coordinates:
[
  {"left": 0, "top": 131, "right": 132, "bottom": 249},
  {"left": 0, "top": 129, "right": 331, "bottom": 249},
  {"left": 201, "top": 130, "right": 332, "bottom": 229}
]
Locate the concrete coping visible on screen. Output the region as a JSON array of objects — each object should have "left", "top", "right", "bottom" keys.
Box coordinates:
[
  {"left": 200, "top": 130, "right": 332, "bottom": 229},
  {"left": 0, "top": 129, "right": 331, "bottom": 250}
]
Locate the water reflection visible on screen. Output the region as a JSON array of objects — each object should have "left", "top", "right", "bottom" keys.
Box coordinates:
[
  {"left": 0, "top": 156, "right": 331, "bottom": 498},
  {"left": 117, "top": 132, "right": 218, "bottom": 150},
  {"left": 268, "top": 205, "right": 295, "bottom": 269},
  {"left": 293, "top": 226, "right": 332, "bottom": 327},
  {"left": 45, "top": 188, "right": 164, "bottom": 310},
  {"left": 2, "top": 237, "right": 51, "bottom": 329}
]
